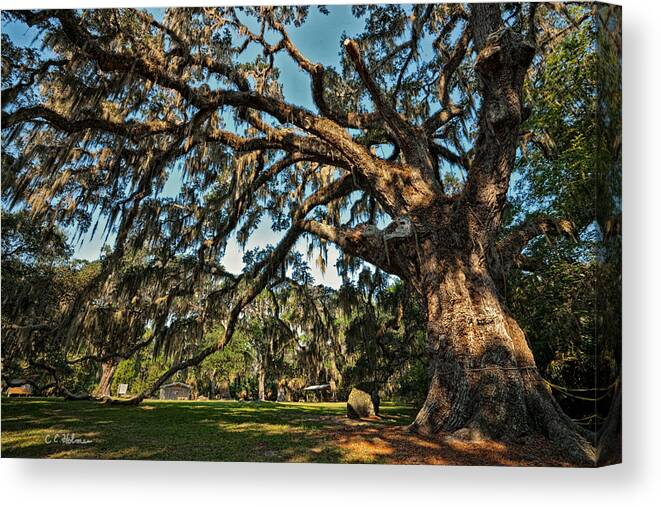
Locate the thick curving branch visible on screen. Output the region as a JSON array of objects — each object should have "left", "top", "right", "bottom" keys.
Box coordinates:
[
  {"left": 299, "top": 220, "right": 417, "bottom": 281},
  {"left": 343, "top": 38, "right": 434, "bottom": 173},
  {"left": 14, "top": 9, "right": 439, "bottom": 220},
  {"left": 431, "top": 142, "right": 470, "bottom": 171},
  {"left": 1, "top": 58, "right": 69, "bottom": 105},
  {"left": 492, "top": 216, "right": 576, "bottom": 277},
  {"left": 436, "top": 25, "right": 471, "bottom": 106},
  {"left": 2, "top": 105, "right": 182, "bottom": 140},
  {"left": 497, "top": 216, "right": 575, "bottom": 258},
  {"left": 392, "top": 4, "right": 435, "bottom": 99},
  {"left": 462, "top": 4, "right": 536, "bottom": 238},
  {"left": 267, "top": 16, "right": 376, "bottom": 130}
]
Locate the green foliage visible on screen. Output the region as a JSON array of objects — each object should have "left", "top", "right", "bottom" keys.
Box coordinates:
[
  {"left": 65, "top": 361, "right": 99, "bottom": 394},
  {"left": 199, "top": 327, "right": 252, "bottom": 381},
  {"left": 337, "top": 270, "right": 427, "bottom": 400},
  {"left": 110, "top": 349, "right": 170, "bottom": 397},
  {"left": 516, "top": 8, "right": 598, "bottom": 227},
  {"left": 505, "top": 4, "right": 622, "bottom": 429},
  {"left": 1, "top": 210, "right": 101, "bottom": 389},
  {"left": 98, "top": 272, "right": 428, "bottom": 403}
]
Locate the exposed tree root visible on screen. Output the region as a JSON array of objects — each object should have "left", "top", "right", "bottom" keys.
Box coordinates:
[{"left": 408, "top": 369, "right": 597, "bottom": 466}]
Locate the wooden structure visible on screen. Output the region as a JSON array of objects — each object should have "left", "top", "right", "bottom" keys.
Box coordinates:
[
  {"left": 7, "top": 386, "right": 33, "bottom": 397},
  {"left": 5, "top": 380, "right": 34, "bottom": 397},
  {"left": 159, "top": 382, "right": 192, "bottom": 400},
  {"left": 302, "top": 383, "right": 331, "bottom": 402}
]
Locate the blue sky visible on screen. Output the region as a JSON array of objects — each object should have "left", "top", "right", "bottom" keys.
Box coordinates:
[
  {"left": 3, "top": 6, "right": 370, "bottom": 288},
  {"left": 4, "top": 6, "right": 493, "bottom": 289}
]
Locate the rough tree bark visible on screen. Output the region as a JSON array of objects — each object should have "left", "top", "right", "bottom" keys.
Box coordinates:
[
  {"left": 93, "top": 358, "right": 119, "bottom": 398},
  {"left": 411, "top": 6, "right": 595, "bottom": 463},
  {"left": 409, "top": 249, "right": 595, "bottom": 463},
  {"left": 597, "top": 379, "right": 621, "bottom": 465},
  {"left": 302, "top": 5, "right": 596, "bottom": 464}
]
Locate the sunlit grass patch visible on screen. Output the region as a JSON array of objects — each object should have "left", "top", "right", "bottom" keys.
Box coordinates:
[
  {"left": 1, "top": 397, "right": 415, "bottom": 463},
  {"left": 1, "top": 398, "right": 573, "bottom": 466}
]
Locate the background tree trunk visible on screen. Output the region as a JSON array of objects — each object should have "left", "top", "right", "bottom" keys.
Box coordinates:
[
  {"left": 409, "top": 253, "right": 596, "bottom": 464},
  {"left": 93, "top": 358, "right": 119, "bottom": 398},
  {"left": 258, "top": 366, "right": 266, "bottom": 401}
]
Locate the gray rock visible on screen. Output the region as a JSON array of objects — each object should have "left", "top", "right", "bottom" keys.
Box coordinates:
[{"left": 347, "top": 387, "right": 376, "bottom": 419}]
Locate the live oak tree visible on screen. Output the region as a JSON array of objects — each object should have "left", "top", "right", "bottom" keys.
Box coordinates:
[{"left": 1, "top": 3, "right": 618, "bottom": 462}]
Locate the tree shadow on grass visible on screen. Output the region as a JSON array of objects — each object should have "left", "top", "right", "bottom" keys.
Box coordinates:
[
  {"left": 1, "top": 398, "right": 576, "bottom": 465},
  {"left": 324, "top": 417, "right": 578, "bottom": 466}
]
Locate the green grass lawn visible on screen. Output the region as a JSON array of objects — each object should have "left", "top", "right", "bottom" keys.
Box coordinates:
[
  {"left": 1, "top": 398, "right": 576, "bottom": 466},
  {"left": 1, "top": 398, "right": 418, "bottom": 463}
]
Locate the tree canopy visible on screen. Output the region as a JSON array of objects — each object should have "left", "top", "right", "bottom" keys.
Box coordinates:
[{"left": 1, "top": 3, "right": 621, "bottom": 464}]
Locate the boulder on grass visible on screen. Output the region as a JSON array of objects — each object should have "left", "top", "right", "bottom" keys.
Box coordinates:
[{"left": 347, "top": 387, "right": 376, "bottom": 419}]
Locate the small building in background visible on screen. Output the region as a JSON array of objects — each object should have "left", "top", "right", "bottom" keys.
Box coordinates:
[
  {"left": 5, "top": 380, "right": 35, "bottom": 397},
  {"left": 302, "top": 383, "right": 331, "bottom": 402},
  {"left": 159, "top": 382, "right": 192, "bottom": 400}
]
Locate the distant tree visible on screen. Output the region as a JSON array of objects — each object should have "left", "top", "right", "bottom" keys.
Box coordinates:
[
  {"left": 1, "top": 210, "right": 96, "bottom": 392},
  {"left": 239, "top": 278, "right": 338, "bottom": 400},
  {"left": 337, "top": 269, "right": 425, "bottom": 408},
  {"left": 191, "top": 326, "right": 252, "bottom": 399}
]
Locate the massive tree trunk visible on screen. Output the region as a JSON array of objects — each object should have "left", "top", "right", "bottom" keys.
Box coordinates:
[
  {"left": 409, "top": 250, "right": 595, "bottom": 464},
  {"left": 298, "top": 7, "right": 598, "bottom": 463},
  {"left": 93, "top": 358, "right": 119, "bottom": 398}
]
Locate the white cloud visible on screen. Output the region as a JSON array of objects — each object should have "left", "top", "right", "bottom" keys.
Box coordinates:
[{"left": 221, "top": 218, "right": 344, "bottom": 289}]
